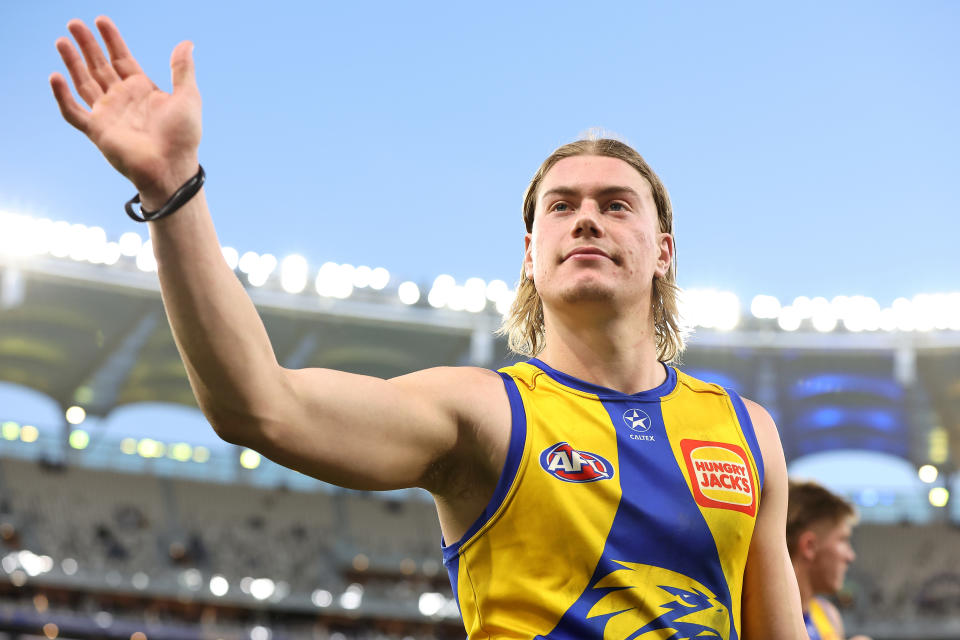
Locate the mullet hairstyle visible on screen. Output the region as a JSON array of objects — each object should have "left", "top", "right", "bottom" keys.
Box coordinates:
[
  {"left": 499, "top": 138, "right": 685, "bottom": 362},
  {"left": 786, "top": 479, "right": 857, "bottom": 556}
]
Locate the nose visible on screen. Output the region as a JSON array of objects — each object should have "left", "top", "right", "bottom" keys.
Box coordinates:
[{"left": 572, "top": 200, "right": 604, "bottom": 238}]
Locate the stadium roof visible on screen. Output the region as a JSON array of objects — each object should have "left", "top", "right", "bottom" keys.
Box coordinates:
[{"left": 1, "top": 220, "right": 959, "bottom": 470}]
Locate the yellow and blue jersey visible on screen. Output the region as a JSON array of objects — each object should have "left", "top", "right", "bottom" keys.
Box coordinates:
[
  {"left": 442, "top": 358, "right": 765, "bottom": 640},
  {"left": 805, "top": 598, "right": 841, "bottom": 640}
]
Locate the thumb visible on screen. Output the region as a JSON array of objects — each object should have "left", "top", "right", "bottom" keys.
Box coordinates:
[{"left": 170, "top": 40, "right": 196, "bottom": 94}]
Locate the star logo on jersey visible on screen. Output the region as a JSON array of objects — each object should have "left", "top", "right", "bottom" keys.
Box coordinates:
[
  {"left": 587, "top": 561, "right": 729, "bottom": 640},
  {"left": 539, "top": 442, "right": 615, "bottom": 483},
  {"left": 622, "top": 408, "right": 656, "bottom": 441},
  {"left": 622, "top": 408, "right": 652, "bottom": 432}
]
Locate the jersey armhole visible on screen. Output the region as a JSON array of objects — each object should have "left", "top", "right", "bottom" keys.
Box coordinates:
[
  {"left": 441, "top": 371, "right": 527, "bottom": 563},
  {"left": 726, "top": 389, "right": 765, "bottom": 492}
]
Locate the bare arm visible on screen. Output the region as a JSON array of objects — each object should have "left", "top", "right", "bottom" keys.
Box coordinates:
[
  {"left": 50, "top": 17, "right": 499, "bottom": 492},
  {"left": 741, "top": 399, "right": 807, "bottom": 640}
]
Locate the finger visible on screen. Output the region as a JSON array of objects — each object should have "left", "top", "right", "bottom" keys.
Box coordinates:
[
  {"left": 55, "top": 36, "right": 103, "bottom": 107},
  {"left": 67, "top": 18, "right": 121, "bottom": 92},
  {"left": 170, "top": 41, "right": 197, "bottom": 95},
  {"left": 49, "top": 72, "right": 91, "bottom": 133},
  {"left": 94, "top": 15, "right": 144, "bottom": 80}
]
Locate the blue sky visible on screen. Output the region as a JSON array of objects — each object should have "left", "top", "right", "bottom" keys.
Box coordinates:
[
  {"left": 1, "top": 2, "right": 958, "bottom": 498},
  {"left": 2, "top": 1, "right": 958, "bottom": 303}
]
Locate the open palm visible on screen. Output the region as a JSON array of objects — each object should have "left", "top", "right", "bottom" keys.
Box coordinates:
[{"left": 50, "top": 16, "right": 201, "bottom": 202}]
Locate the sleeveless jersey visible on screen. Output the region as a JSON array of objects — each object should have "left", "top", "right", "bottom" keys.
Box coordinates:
[
  {"left": 442, "top": 358, "right": 765, "bottom": 640},
  {"left": 805, "top": 598, "right": 841, "bottom": 640}
]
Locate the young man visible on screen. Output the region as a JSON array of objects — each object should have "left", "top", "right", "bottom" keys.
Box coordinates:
[
  {"left": 787, "top": 480, "right": 871, "bottom": 640},
  {"left": 50, "top": 16, "right": 805, "bottom": 639}
]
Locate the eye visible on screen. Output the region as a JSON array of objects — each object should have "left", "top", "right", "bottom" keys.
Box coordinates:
[
  {"left": 550, "top": 202, "right": 571, "bottom": 213},
  {"left": 607, "top": 201, "right": 628, "bottom": 212}
]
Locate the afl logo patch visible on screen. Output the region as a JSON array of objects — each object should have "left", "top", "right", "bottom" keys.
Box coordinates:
[
  {"left": 540, "top": 442, "right": 615, "bottom": 483},
  {"left": 681, "top": 439, "right": 757, "bottom": 516},
  {"left": 622, "top": 408, "right": 652, "bottom": 432}
]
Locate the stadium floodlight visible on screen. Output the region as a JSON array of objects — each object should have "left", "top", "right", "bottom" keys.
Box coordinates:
[
  {"left": 791, "top": 296, "right": 813, "bottom": 319},
  {"left": 247, "top": 269, "right": 270, "bottom": 287},
  {"left": 486, "top": 279, "right": 509, "bottom": 302},
  {"left": 891, "top": 297, "right": 915, "bottom": 332},
  {"left": 250, "top": 578, "right": 276, "bottom": 601},
  {"left": 929, "top": 487, "right": 950, "bottom": 508},
  {"left": 68, "top": 429, "right": 89, "bottom": 450},
  {"left": 137, "top": 438, "right": 163, "bottom": 458},
  {"left": 120, "top": 438, "right": 137, "bottom": 455},
  {"left": 428, "top": 274, "right": 456, "bottom": 308},
  {"left": 339, "top": 583, "right": 363, "bottom": 610},
  {"left": 878, "top": 308, "right": 897, "bottom": 332},
  {"left": 135, "top": 241, "right": 157, "bottom": 272},
  {"left": 465, "top": 278, "right": 487, "bottom": 313},
  {"left": 495, "top": 289, "right": 516, "bottom": 316},
  {"left": 210, "top": 575, "right": 229, "bottom": 597},
  {"left": 750, "top": 294, "right": 781, "bottom": 319},
  {"left": 238, "top": 251, "right": 260, "bottom": 274},
  {"left": 65, "top": 405, "right": 86, "bottom": 425},
  {"left": 240, "top": 448, "right": 261, "bottom": 469},
  {"left": 446, "top": 285, "right": 468, "bottom": 311},
  {"left": 170, "top": 443, "right": 193, "bottom": 462},
  {"left": 221, "top": 246, "right": 240, "bottom": 270},
  {"left": 61, "top": 558, "right": 78, "bottom": 575},
  {"left": 132, "top": 571, "right": 150, "bottom": 590},
  {"left": 370, "top": 266, "right": 390, "bottom": 290},
  {"left": 311, "top": 589, "right": 333, "bottom": 607},
  {"left": 777, "top": 306, "right": 802, "bottom": 332},
  {"left": 193, "top": 446, "right": 210, "bottom": 463},
  {"left": 118, "top": 231, "right": 143, "bottom": 257},
  {"left": 918, "top": 464, "right": 938, "bottom": 484},
  {"left": 93, "top": 611, "right": 113, "bottom": 629},
  {"left": 352, "top": 554, "right": 369, "bottom": 571},
  {"left": 250, "top": 625, "right": 271, "bottom": 640},
  {"left": 352, "top": 265, "right": 373, "bottom": 288},
  {"left": 419, "top": 592, "right": 446, "bottom": 616},
  {"left": 101, "top": 241, "right": 122, "bottom": 266},
  {"left": 279, "top": 254, "right": 309, "bottom": 294},
  {"left": 1, "top": 421, "right": 19, "bottom": 440},
  {"left": 19, "top": 425, "right": 39, "bottom": 443},
  {"left": 811, "top": 309, "right": 837, "bottom": 333},
  {"left": 398, "top": 281, "right": 420, "bottom": 305}
]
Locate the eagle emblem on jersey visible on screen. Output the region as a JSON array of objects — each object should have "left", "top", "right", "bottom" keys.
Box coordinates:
[{"left": 587, "top": 561, "right": 729, "bottom": 640}]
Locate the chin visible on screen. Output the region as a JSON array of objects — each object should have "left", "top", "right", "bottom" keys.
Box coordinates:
[{"left": 557, "top": 281, "right": 616, "bottom": 305}]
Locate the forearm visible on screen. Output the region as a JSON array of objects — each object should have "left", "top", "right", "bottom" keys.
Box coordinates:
[{"left": 147, "top": 186, "right": 289, "bottom": 434}]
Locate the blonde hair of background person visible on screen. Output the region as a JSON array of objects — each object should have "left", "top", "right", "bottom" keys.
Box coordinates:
[
  {"left": 788, "top": 479, "right": 872, "bottom": 640},
  {"left": 50, "top": 15, "right": 806, "bottom": 639}
]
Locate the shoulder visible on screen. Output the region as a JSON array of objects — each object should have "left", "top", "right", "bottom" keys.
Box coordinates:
[
  {"left": 392, "top": 366, "right": 513, "bottom": 494},
  {"left": 740, "top": 397, "right": 783, "bottom": 457},
  {"left": 391, "top": 365, "right": 508, "bottom": 408}
]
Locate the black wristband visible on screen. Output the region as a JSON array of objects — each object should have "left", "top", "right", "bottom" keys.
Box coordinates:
[{"left": 125, "top": 165, "right": 206, "bottom": 223}]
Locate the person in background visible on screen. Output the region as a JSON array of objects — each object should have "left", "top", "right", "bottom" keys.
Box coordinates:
[{"left": 787, "top": 479, "right": 872, "bottom": 640}]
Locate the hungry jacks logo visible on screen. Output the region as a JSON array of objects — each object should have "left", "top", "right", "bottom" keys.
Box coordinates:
[{"left": 681, "top": 439, "right": 757, "bottom": 516}]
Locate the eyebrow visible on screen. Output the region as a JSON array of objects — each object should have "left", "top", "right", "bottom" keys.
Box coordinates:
[{"left": 540, "top": 185, "right": 642, "bottom": 203}]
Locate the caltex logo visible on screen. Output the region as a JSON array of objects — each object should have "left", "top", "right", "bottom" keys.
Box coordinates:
[{"left": 622, "top": 408, "right": 652, "bottom": 432}]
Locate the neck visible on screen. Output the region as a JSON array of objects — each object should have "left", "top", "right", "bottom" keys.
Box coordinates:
[
  {"left": 793, "top": 559, "right": 814, "bottom": 613},
  {"left": 537, "top": 302, "right": 665, "bottom": 394}
]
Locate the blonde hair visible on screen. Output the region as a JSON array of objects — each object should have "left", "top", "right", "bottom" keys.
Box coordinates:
[{"left": 499, "top": 137, "right": 685, "bottom": 362}]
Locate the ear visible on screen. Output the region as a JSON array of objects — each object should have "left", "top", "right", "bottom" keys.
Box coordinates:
[
  {"left": 523, "top": 232, "right": 534, "bottom": 281},
  {"left": 797, "top": 530, "right": 820, "bottom": 562},
  {"left": 654, "top": 232, "right": 674, "bottom": 279}
]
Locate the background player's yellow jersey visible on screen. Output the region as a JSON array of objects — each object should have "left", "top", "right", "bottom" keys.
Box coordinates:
[{"left": 442, "top": 359, "right": 765, "bottom": 640}]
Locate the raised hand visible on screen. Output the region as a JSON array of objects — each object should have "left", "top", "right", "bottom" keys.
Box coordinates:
[{"left": 50, "top": 16, "right": 202, "bottom": 209}]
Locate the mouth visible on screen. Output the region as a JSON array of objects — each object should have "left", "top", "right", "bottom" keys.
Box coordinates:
[{"left": 563, "top": 247, "right": 615, "bottom": 263}]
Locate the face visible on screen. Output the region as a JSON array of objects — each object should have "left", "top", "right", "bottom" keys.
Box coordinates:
[
  {"left": 523, "top": 155, "right": 673, "bottom": 311},
  {"left": 809, "top": 518, "right": 857, "bottom": 594}
]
